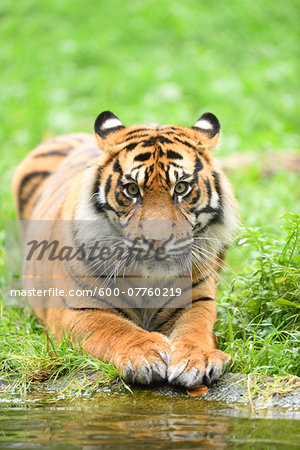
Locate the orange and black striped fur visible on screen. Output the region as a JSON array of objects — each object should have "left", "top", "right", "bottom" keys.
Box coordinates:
[{"left": 13, "top": 111, "right": 238, "bottom": 387}]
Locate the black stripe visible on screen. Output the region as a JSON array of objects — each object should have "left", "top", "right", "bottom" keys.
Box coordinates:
[
  {"left": 142, "top": 137, "right": 157, "bottom": 147},
  {"left": 196, "top": 204, "right": 217, "bottom": 216},
  {"left": 192, "top": 296, "right": 215, "bottom": 304},
  {"left": 19, "top": 170, "right": 51, "bottom": 194},
  {"left": 125, "top": 128, "right": 150, "bottom": 137},
  {"left": 173, "top": 137, "right": 195, "bottom": 149},
  {"left": 91, "top": 166, "right": 118, "bottom": 216},
  {"left": 193, "top": 174, "right": 223, "bottom": 230},
  {"left": 178, "top": 210, "right": 194, "bottom": 227},
  {"left": 190, "top": 157, "right": 204, "bottom": 191},
  {"left": 131, "top": 164, "right": 144, "bottom": 172},
  {"left": 93, "top": 200, "right": 117, "bottom": 215},
  {"left": 92, "top": 166, "right": 104, "bottom": 214},
  {"left": 104, "top": 175, "right": 112, "bottom": 197},
  {"left": 212, "top": 171, "right": 222, "bottom": 197},
  {"left": 173, "top": 296, "right": 215, "bottom": 311},
  {"left": 126, "top": 142, "right": 138, "bottom": 151},
  {"left": 143, "top": 167, "right": 150, "bottom": 185},
  {"left": 122, "top": 134, "right": 151, "bottom": 145},
  {"left": 114, "top": 171, "right": 129, "bottom": 208},
  {"left": 134, "top": 152, "right": 152, "bottom": 162},
  {"left": 33, "top": 150, "right": 68, "bottom": 158},
  {"left": 174, "top": 235, "right": 191, "bottom": 246},
  {"left": 158, "top": 136, "right": 173, "bottom": 144},
  {"left": 155, "top": 309, "right": 183, "bottom": 331},
  {"left": 142, "top": 136, "right": 173, "bottom": 147},
  {"left": 164, "top": 166, "right": 170, "bottom": 185},
  {"left": 192, "top": 273, "right": 211, "bottom": 287},
  {"left": 113, "top": 158, "right": 123, "bottom": 174},
  {"left": 92, "top": 166, "right": 103, "bottom": 196},
  {"left": 169, "top": 162, "right": 183, "bottom": 169},
  {"left": 195, "top": 156, "right": 204, "bottom": 172},
  {"left": 166, "top": 150, "right": 183, "bottom": 160},
  {"left": 204, "top": 178, "right": 212, "bottom": 202},
  {"left": 115, "top": 192, "right": 128, "bottom": 207},
  {"left": 161, "top": 127, "right": 176, "bottom": 134},
  {"left": 18, "top": 171, "right": 51, "bottom": 215},
  {"left": 63, "top": 303, "right": 133, "bottom": 322},
  {"left": 148, "top": 277, "right": 194, "bottom": 327},
  {"left": 189, "top": 188, "right": 201, "bottom": 205}
]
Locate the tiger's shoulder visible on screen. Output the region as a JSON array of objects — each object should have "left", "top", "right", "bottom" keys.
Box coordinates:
[{"left": 13, "top": 133, "right": 98, "bottom": 220}]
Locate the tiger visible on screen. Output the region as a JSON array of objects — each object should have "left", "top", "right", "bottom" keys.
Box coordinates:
[{"left": 13, "top": 110, "right": 238, "bottom": 388}]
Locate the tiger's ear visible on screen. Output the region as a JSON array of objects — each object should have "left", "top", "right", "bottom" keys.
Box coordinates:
[
  {"left": 94, "top": 111, "right": 125, "bottom": 149},
  {"left": 192, "top": 112, "right": 221, "bottom": 150}
]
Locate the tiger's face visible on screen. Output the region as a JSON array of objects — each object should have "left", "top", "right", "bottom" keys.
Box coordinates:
[{"left": 76, "top": 111, "right": 237, "bottom": 278}]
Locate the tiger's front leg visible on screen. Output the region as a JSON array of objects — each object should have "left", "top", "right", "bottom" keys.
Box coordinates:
[
  {"left": 47, "top": 308, "right": 171, "bottom": 385},
  {"left": 167, "top": 300, "right": 231, "bottom": 388}
]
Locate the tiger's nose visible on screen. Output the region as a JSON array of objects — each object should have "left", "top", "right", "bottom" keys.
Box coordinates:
[{"left": 147, "top": 237, "right": 172, "bottom": 250}]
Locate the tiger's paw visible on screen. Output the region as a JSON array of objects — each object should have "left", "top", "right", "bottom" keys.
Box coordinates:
[
  {"left": 114, "top": 332, "right": 171, "bottom": 385},
  {"left": 167, "top": 339, "right": 231, "bottom": 388}
]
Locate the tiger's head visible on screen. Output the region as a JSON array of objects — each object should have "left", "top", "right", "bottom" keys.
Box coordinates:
[{"left": 75, "top": 111, "right": 238, "bottom": 278}]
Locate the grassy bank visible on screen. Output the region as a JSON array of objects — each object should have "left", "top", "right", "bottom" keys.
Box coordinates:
[
  {"left": 0, "top": 305, "right": 123, "bottom": 395},
  {"left": 217, "top": 213, "right": 300, "bottom": 377}
]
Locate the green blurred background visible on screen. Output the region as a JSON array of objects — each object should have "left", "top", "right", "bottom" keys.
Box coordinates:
[{"left": 1, "top": 0, "right": 299, "bottom": 232}]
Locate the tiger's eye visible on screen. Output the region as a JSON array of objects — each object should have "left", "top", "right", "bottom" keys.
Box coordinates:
[
  {"left": 174, "top": 181, "right": 188, "bottom": 195},
  {"left": 126, "top": 183, "right": 140, "bottom": 197}
]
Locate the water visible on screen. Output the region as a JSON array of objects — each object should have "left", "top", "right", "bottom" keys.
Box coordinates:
[{"left": 0, "top": 387, "right": 299, "bottom": 449}]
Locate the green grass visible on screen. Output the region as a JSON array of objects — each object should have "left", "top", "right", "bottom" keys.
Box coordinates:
[
  {"left": 0, "top": 304, "right": 123, "bottom": 395},
  {"left": 217, "top": 213, "right": 300, "bottom": 377},
  {"left": 224, "top": 167, "right": 300, "bottom": 271},
  {"left": 0, "top": 0, "right": 299, "bottom": 393}
]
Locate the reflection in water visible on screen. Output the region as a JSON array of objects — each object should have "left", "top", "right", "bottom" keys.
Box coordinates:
[{"left": 0, "top": 388, "right": 299, "bottom": 448}]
